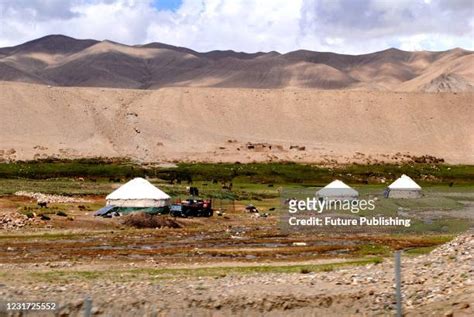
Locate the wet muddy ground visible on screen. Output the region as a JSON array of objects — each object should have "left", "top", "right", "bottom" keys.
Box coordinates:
[{"left": 1, "top": 192, "right": 471, "bottom": 266}]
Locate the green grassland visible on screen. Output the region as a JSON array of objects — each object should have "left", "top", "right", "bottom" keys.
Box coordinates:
[
  {"left": 0, "top": 160, "right": 472, "bottom": 236},
  {"left": 0, "top": 159, "right": 473, "bottom": 184},
  {"left": 0, "top": 159, "right": 472, "bottom": 196}
]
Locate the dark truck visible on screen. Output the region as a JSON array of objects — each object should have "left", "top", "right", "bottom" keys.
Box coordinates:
[{"left": 170, "top": 199, "right": 213, "bottom": 218}]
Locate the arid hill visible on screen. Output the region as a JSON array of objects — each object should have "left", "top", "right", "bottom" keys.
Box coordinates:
[
  {"left": 0, "top": 35, "right": 473, "bottom": 91},
  {"left": 0, "top": 81, "right": 472, "bottom": 164}
]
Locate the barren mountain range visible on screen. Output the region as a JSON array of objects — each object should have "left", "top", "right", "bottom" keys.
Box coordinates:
[
  {"left": 0, "top": 35, "right": 473, "bottom": 164},
  {"left": 1, "top": 35, "right": 473, "bottom": 91}
]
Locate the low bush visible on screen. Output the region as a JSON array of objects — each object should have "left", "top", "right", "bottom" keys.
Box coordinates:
[{"left": 24, "top": 211, "right": 35, "bottom": 218}]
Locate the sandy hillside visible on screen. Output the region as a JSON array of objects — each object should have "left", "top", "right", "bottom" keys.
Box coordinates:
[
  {"left": 0, "top": 81, "right": 472, "bottom": 164},
  {"left": 0, "top": 35, "right": 473, "bottom": 91}
]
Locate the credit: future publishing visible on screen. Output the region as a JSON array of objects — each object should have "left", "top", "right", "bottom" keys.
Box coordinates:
[{"left": 289, "top": 216, "right": 411, "bottom": 227}]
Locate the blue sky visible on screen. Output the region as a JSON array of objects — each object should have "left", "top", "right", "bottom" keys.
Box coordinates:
[
  {"left": 152, "top": 0, "right": 182, "bottom": 11},
  {"left": 0, "top": 0, "right": 472, "bottom": 54}
]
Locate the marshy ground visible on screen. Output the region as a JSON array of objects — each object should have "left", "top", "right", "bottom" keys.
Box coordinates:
[{"left": 0, "top": 161, "right": 473, "bottom": 315}]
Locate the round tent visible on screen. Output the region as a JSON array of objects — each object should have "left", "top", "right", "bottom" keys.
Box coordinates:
[
  {"left": 106, "top": 177, "right": 171, "bottom": 209},
  {"left": 316, "top": 180, "right": 359, "bottom": 201},
  {"left": 385, "top": 174, "right": 422, "bottom": 198}
]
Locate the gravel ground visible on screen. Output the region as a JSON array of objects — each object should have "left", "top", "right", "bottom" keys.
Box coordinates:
[{"left": 0, "top": 232, "right": 472, "bottom": 316}]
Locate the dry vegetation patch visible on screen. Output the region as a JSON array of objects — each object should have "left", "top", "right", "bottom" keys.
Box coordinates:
[{"left": 121, "top": 212, "right": 182, "bottom": 229}]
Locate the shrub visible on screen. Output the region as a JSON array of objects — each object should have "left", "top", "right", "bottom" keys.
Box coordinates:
[
  {"left": 40, "top": 214, "right": 51, "bottom": 221},
  {"left": 321, "top": 266, "right": 334, "bottom": 272},
  {"left": 24, "top": 211, "right": 35, "bottom": 218}
]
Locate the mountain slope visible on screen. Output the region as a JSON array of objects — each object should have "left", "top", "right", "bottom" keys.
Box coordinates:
[
  {"left": 0, "top": 35, "right": 472, "bottom": 91},
  {"left": 0, "top": 82, "right": 472, "bottom": 163}
]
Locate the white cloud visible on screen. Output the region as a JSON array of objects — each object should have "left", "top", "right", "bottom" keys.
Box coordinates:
[
  {"left": 0, "top": 0, "right": 472, "bottom": 53},
  {"left": 146, "top": 0, "right": 303, "bottom": 52}
]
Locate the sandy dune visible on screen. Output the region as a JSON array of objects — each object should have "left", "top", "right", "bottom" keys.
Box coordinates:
[
  {"left": 0, "top": 35, "right": 473, "bottom": 91},
  {"left": 0, "top": 82, "right": 472, "bottom": 163}
]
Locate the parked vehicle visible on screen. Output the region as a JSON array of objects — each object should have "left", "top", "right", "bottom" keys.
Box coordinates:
[{"left": 170, "top": 199, "right": 213, "bottom": 217}]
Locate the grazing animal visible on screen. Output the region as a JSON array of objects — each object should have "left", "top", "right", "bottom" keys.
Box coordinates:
[
  {"left": 222, "top": 182, "right": 233, "bottom": 190},
  {"left": 38, "top": 202, "right": 48, "bottom": 208}
]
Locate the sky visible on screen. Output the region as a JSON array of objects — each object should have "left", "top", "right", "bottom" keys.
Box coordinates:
[{"left": 0, "top": 0, "right": 473, "bottom": 54}]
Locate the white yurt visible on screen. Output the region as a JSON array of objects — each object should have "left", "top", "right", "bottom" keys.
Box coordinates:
[
  {"left": 316, "top": 180, "right": 359, "bottom": 201},
  {"left": 385, "top": 174, "right": 422, "bottom": 198},
  {"left": 95, "top": 178, "right": 171, "bottom": 216},
  {"left": 106, "top": 177, "right": 171, "bottom": 208}
]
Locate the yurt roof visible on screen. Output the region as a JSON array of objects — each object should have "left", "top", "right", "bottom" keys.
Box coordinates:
[
  {"left": 317, "top": 180, "right": 358, "bottom": 196},
  {"left": 323, "top": 180, "right": 352, "bottom": 189},
  {"left": 106, "top": 177, "right": 171, "bottom": 200},
  {"left": 388, "top": 174, "right": 421, "bottom": 190}
]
